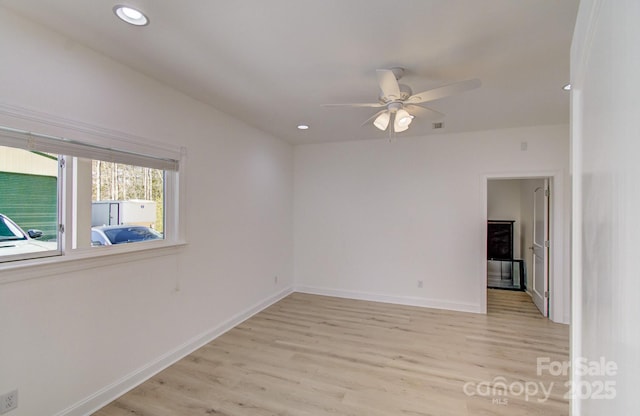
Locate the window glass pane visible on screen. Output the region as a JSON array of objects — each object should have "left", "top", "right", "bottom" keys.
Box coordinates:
[
  {"left": 91, "top": 160, "right": 164, "bottom": 246},
  {"left": 0, "top": 145, "right": 59, "bottom": 260}
]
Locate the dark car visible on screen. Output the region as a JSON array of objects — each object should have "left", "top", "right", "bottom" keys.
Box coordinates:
[{"left": 91, "top": 225, "right": 163, "bottom": 246}]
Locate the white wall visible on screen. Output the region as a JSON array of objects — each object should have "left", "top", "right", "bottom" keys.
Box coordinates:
[
  {"left": 571, "top": 0, "right": 640, "bottom": 414},
  {"left": 0, "top": 9, "right": 293, "bottom": 416},
  {"left": 294, "top": 125, "right": 570, "bottom": 318}
]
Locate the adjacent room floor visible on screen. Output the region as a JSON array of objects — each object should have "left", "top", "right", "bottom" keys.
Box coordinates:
[{"left": 94, "top": 290, "right": 569, "bottom": 416}]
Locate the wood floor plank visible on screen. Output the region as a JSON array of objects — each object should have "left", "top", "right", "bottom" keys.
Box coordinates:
[{"left": 94, "top": 289, "right": 569, "bottom": 415}]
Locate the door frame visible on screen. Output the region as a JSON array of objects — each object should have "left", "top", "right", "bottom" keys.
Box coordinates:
[{"left": 480, "top": 170, "right": 568, "bottom": 323}]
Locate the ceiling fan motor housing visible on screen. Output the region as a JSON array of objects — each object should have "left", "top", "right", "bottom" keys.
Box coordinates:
[
  {"left": 379, "top": 84, "right": 412, "bottom": 104},
  {"left": 387, "top": 102, "right": 403, "bottom": 113}
]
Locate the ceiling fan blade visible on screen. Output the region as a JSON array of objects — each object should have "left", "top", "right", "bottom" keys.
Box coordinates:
[
  {"left": 404, "top": 104, "right": 445, "bottom": 120},
  {"left": 322, "top": 102, "right": 385, "bottom": 108},
  {"left": 406, "top": 78, "right": 481, "bottom": 104},
  {"left": 376, "top": 69, "right": 402, "bottom": 101},
  {"left": 361, "top": 109, "right": 388, "bottom": 127}
]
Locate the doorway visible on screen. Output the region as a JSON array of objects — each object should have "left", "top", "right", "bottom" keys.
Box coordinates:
[{"left": 486, "top": 177, "right": 550, "bottom": 317}]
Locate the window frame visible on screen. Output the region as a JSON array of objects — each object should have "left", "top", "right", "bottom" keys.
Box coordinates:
[{"left": 0, "top": 103, "right": 186, "bottom": 282}]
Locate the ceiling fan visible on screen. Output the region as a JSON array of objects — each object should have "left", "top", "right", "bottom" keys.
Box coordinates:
[{"left": 324, "top": 68, "right": 481, "bottom": 133}]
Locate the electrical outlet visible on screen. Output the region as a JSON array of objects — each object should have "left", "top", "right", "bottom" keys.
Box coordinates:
[
  {"left": 0, "top": 390, "right": 18, "bottom": 414},
  {"left": 417, "top": 280, "right": 423, "bottom": 288}
]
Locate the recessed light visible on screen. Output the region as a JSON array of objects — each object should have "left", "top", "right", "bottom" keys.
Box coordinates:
[
  {"left": 563, "top": 83, "right": 572, "bottom": 91},
  {"left": 297, "top": 124, "right": 310, "bottom": 130},
  {"left": 113, "top": 5, "right": 149, "bottom": 26}
]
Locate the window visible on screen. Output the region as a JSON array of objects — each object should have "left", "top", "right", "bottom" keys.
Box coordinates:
[
  {"left": 90, "top": 160, "right": 165, "bottom": 246},
  {"left": 0, "top": 124, "right": 183, "bottom": 265}
]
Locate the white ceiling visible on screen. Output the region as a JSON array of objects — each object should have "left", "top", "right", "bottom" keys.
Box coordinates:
[{"left": 2, "top": 0, "right": 579, "bottom": 145}]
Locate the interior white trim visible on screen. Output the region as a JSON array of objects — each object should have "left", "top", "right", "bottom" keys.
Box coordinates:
[
  {"left": 0, "top": 125, "right": 179, "bottom": 171},
  {"left": 569, "top": 2, "right": 601, "bottom": 415},
  {"left": 54, "top": 286, "right": 294, "bottom": 416},
  {"left": 296, "top": 285, "right": 481, "bottom": 314},
  {"left": 0, "top": 242, "right": 187, "bottom": 285},
  {"left": 480, "top": 170, "right": 568, "bottom": 323},
  {"left": 0, "top": 102, "right": 181, "bottom": 160}
]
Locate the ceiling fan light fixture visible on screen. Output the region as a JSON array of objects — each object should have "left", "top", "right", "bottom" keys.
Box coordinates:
[
  {"left": 113, "top": 5, "right": 149, "bottom": 26},
  {"left": 373, "top": 111, "right": 390, "bottom": 131},
  {"left": 395, "top": 109, "right": 413, "bottom": 130},
  {"left": 393, "top": 122, "right": 409, "bottom": 133}
]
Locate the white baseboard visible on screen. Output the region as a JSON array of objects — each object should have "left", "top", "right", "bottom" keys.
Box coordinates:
[
  {"left": 295, "top": 285, "right": 482, "bottom": 314},
  {"left": 57, "top": 286, "right": 293, "bottom": 416}
]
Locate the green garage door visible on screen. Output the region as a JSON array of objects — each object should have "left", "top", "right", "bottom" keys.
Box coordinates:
[{"left": 0, "top": 172, "right": 57, "bottom": 240}]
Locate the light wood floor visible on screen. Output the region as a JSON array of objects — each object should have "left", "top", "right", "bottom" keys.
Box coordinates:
[{"left": 94, "top": 290, "right": 569, "bottom": 416}]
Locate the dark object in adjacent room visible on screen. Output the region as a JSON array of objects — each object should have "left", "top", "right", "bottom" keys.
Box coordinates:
[{"left": 487, "top": 220, "right": 514, "bottom": 260}]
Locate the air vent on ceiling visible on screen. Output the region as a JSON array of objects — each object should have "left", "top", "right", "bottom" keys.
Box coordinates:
[{"left": 432, "top": 122, "right": 444, "bottom": 129}]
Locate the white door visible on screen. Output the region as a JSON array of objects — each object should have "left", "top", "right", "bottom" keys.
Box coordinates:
[
  {"left": 109, "top": 203, "right": 119, "bottom": 225},
  {"left": 531, "top": 181, "right": 549, "bottom": 316}
]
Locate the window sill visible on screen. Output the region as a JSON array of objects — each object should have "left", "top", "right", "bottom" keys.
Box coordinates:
[{"left": 0, "top": 240, "right": 187, "bottom": 285}]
